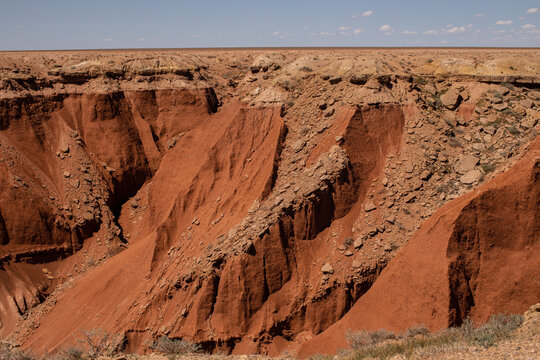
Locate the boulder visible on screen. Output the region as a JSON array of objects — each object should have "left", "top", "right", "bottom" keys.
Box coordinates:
[
  {"left": 321, "top": 263, "right": 334, "bottom": 274},
  {"left": 350, "top": 74, "right": 370, "bottom": 85},
  {"left": 460, "top": 169, "right": 483, "bottom": 184},
  {"left": 440, "top": 87, "right": 462, "bottom": 110},
  {"left": 454, "top": 155, "right": 479, "bottom": 174},
  {"left": 328, "top": 76, "right": 342, "bottom": 85}
]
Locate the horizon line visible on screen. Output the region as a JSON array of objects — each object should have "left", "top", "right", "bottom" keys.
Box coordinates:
[{"left": 1, "top": 46, "right": 540, "bottom": 53}]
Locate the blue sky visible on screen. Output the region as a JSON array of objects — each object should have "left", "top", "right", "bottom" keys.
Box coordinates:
[{"left": 1, "top": 0, "right": 539, "bottom": 50}]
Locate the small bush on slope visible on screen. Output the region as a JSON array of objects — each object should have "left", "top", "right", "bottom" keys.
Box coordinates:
[
  {"left": 344, "top": 313, "right": 524, "bottom": 359},
  {"left": 0, "top": 340, "right": 36, "bottom": 360},
  {"left": 148, "top": 336, "right": 201, "bottom": 355}
]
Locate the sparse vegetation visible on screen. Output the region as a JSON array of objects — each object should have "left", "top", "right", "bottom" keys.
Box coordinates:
[
  {"left": 77, "top": 328, "right": 125, "bottom": 358},
  {"left": 148, "top": 336, "right": 201, "bottom": 356},
  {"left": 345, "top": 313, "right": 524, "bottom": 360},
  {"left": 481, "top": 162, "right": 497, "bottom": 174},
  {"left": 448, "top": 137, "right": 462, "bottom": 148},
  {"left": 506, "top": 125, "right": 521, "bottom": 136},
  {"left": 299, "top": 66, "right": 313, "bottom": 72},
  {"left": 346, "top": 329, "right": 396, "bottom": 349},
  {"left": 0, "top": 340, "right": 36, "bottom": 360},
  {"left": 48, "top": 346, "right": 85, "bottom": 360},
  {"left": 413, "top": 76, "right": 427, "bottom": 85},
  {"left": 429, "top": 93, "right": 443, "bottom": 109}
]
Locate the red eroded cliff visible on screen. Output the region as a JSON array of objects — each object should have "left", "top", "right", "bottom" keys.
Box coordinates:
[
  {"left": 1, "top": 50, "right": 538, "bottom": 358},
  {"left": 298, "top": 138, "right": 540, "bottom": 357}
]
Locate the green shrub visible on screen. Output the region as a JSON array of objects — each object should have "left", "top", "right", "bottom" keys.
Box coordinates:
[
  {"left": 481, "top": 162, "right": 497, "bottom": 174},
  {"left": 413, "top": 76, "right": 427, "bottom": 85}
]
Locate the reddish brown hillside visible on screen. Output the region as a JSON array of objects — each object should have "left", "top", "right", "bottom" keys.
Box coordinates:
[
  {"left": 0, "top": 49, "right": 538, "bottom": 357},
  {"left": 299, "top": 138, "right": 540, "bottom": 357}
]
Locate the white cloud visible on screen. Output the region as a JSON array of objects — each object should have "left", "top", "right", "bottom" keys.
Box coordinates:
[
  {"left": 339, "top": 26, "right": 350, "bottom": 31},
  {"left": 362, "top": 10, "right": 373, "bottom": 17},
  {"left": 492, "top": 30, "right": 506, "bottom": 34},
  {"left": 447, "top": 26, "right": 466, "bottom": 34},
  {"left": 521, "top": 24, "right": 540, "bottom": 34},
  {"left": 137, "top": 38, "right": 144, "bottom": 42},
  {"left": 16, "top": 25, "right": 24, "bottom": 29},
  {"left": 351, "top": 14, "right": 358, "bottom": 19},
  {"left": 423, "top": 30, "right": 439, "bottom": 35},
  {"left": 272, "top": 31, "right": 290, "bottom": 38},
  {"left": 192, "top": 34, "right": 201, "bottom": 39},
  {"left": 320, "top": 32, "right": 335, "bottom": 36},
  {"left": 353, "top": 28, "right": 364, "bottom": 35},
  {"left": 402, "top": 30, "right": 418, "bottom": 35},
  {"left": 379, "top": 24, "right": 394, "bottom": 35},
  {"left": 496, "top": 20, "right": 513, "bottom": 25},
  {"left": 526, "top": 8, "right": 538, "bottom": 14},
  {"left": 475, "top": 13, "right": 485, "bottom": 17},
  {"left": 103, "top": 38, "right": 113, "bottom": 42}
]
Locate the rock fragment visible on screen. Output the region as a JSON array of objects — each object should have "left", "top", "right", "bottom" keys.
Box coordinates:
[
  {"left": 454, "top": 155, "right": 479, "bottom": 174},
  {"left": 440, "top": 87, "right": 462, "bottom": 110},
  {"left": 321, "top": 263, "right": 334, "bottom": 274}
]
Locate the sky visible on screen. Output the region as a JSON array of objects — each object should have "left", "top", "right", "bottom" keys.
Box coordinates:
[{"left": 0, "top": 0, "right": 539, "bottom": 50}]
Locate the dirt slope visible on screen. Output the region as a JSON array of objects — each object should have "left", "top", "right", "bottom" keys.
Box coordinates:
[
  {"left": 298, "top": 137, "right": 540, "bottom": 357},
  {"left": 0, "top": 49, "right": 538, "bottom": 357}
]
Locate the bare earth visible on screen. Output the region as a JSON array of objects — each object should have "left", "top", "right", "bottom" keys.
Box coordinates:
[{"left": 0, "top": 48, "right": 538, "bottom": 358}]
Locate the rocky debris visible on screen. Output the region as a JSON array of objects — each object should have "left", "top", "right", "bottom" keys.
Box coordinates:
[
  {"left": 1, "top": 49, "right": 539, "bottom": 356},
  {"left": 353, "top": 238, "right": 363, "bottom": 249},
  {"left": 250, "top": 55, "right": 279, "bottom": 73},
  {"left": 328, "top": 76, "right": 342, "bottom": 85},
  {"left": 520, "top": 99, "right": 534, "bottom": 109},
  {"left": 440, "top": 87, "right": 462, "bottom": 110},
  {"left": 350, "top": 74, "right": 370, "bottom": 85},
  {"left": 321, "top": 263, "right": 334, "bottom": 274},
  {"left": 167, "top": 133, "right": 185, "bottom": 149},
  {"left": 493, "top": 103, "right": 508, "bottom": 111},
  {"left": 364, "top": 201, "right": 377, "bottom": 212},
  {"left": 420, "top": 170, "right": 432, "bottom": 181},
  {"left": 460, "top": 170, "right": 483, "bottom": 184},
  {"left": 324, "top": 108, "right": 335, "bottom": 117},
  {"left": 454, "top": 155, "right": 479, "bottom": 174}
]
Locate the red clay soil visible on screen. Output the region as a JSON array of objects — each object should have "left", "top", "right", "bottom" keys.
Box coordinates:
[
  {"left": 13, "top": 101, "right": 405, "bottom": 356},
  {"left": 298, "top": 138, "right": 540, "bottom": 357},
  {"left": 11, "top": 97, "right": 286, "bottom": 353},
  {"left": 1, "top": 49, "right": 539, "bottom": 357}
]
